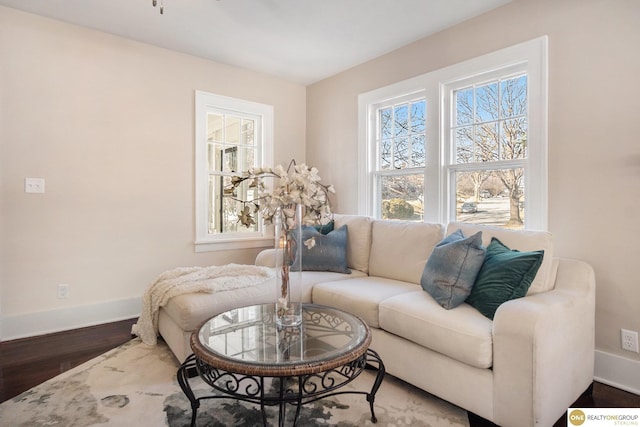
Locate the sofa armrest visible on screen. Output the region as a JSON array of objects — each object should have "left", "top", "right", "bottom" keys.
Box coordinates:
[
  {"left": 255, "top": 248, "right": 280, "bottom": 268},
  {"left": 492, "top": 258, "right": 595, "bottom": 427}
]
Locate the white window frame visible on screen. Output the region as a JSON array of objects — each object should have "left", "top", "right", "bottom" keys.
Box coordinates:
[
  {"left": 194, "top": 91, "right": 274, "bottom": 252},
  {"left": 369, "top": 92, "right": 428, "bottom": 219},
  {"left": 358, "top": 36, "right": 548, "bottom": 230}
]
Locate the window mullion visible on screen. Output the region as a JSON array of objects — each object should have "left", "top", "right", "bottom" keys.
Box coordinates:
[
  {"left": 447, "top": 159, "right": 525, "bottom": 172},
  {"left": 390, "top": 107, "right": 396, "bottom": 169}
]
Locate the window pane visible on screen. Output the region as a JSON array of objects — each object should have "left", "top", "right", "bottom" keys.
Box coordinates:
[
  {"left": 500, "top": 118, "right": 527, "bottom": 160},
  {"left": 454, "top": 76, "right": 528, "bottom": 164},
  {"left": 501, "top": 75, "right": 527, "bottom": 118},
  {"left": 207, "top": 142, "right": 216, "bottom": 172},
  {"left": 377, "top": 98, "right": 426, "bottom": 173},
  {"left": 456, "top": 127, "right": 474, "bottom": 163},
  {"left": 455, "top": 168, "right": 524, "bottom": 229},
  {"left": 207, "top": 113, "right": 223, "bottom": 142},
  {"left": 411, "top": 101, "right": 426, "bottom": 133},
  {"left": 411, "top": 135, "right": 425, "bottom": 167},
  {"left": 225, "top": 116, "right": 241, "bottom": 144},
  {"left": 394, "top": 137, "right": 409, "bottom": 168},
  {"left": 238, "top": 146, "right": 255, "bottom": 172},
  {"left": 208, "top": 176, "right": 259, "bottom": 235},
  {"left": 380, "top": 107, "right": 392, "bottom": 139},
  {"left": 395, "top": 105, "right": 409, "bottom": 136},
  {"left": 221, "top": 146, "right": 237, "bottom": 172},
  {"left": 380, "top": 139, "right": 392, "bottom": 170},
  {"left": 475, "top": 82, "right": 499, "bottom": 123},
  {"left": 242, "top": 119, "right": 255, "bottom": 146},
  {"left": 207, "top": 174, "right": 221, "bottom": 234},
  {"left": 379, "top": 174, "right": 424, "bottom": 221},
  {"left": 476, "top": 123, "right": 499, "bottom": 162},
  {"left": 455, "top": 88, "right": 474, "bottom": 126},
  {"left": 208, "top": 143, "right": 224, "bottom": 172}
]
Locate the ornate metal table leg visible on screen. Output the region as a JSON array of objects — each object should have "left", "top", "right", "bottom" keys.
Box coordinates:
[
  {"left": 177, "top": 354, "right": 200, "bottom": 427},
  {"left": 277, "top": 377, "right": 286, "bottom": 427},
  {"left": 366, "top": 349, "right": 386, "bottom": 423},
  {"left": 291, "top": 376, "right": 304, "bottom": 427},
  {"left": 260, "top": 376, "right": 269, "bottom": 427}
]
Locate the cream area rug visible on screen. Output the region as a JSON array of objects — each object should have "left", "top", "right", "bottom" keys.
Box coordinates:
[{"left": 0, "top": 338, "right": 470, "bottom": 427}]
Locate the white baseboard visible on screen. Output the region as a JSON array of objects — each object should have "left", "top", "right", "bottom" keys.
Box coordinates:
[
  {"left": 0, "top": 297, "right": 141, "bottom": 341},
  {"left": 594, "top": 350, "right": 640, "bottom": 395}
]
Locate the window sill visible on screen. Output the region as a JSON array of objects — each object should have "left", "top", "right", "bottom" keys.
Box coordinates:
[{"left": 194, "top": 237, "right": 274, "bottom": 253}]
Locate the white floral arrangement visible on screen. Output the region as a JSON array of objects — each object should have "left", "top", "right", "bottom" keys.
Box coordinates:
[
  {"left": 225, "top": 160, "right": 335, "bottom": 238},
  {"left": 225, "top": 160, "right": 335, "bottom": 322}
]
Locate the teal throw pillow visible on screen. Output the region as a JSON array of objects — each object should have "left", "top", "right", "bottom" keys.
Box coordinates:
[
  {"left": 420, "top": 229, "right": 486, "bottom": 309},
  {"left": 314, "top": 220, "right": 334, "bottom": 235},
  {"left": 291, "top": 225, "right": 351, "bottom": 274},
  {"left": 466, "top": 237, "right": 544, "bottom": 320}
]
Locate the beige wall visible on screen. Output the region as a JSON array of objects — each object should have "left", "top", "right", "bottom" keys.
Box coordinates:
[
  {"left": 307, "top": 0, "right": 640, "bottom": 382},
  {"left": 0, "top": 6, "right": 305, "bottom": 337}
]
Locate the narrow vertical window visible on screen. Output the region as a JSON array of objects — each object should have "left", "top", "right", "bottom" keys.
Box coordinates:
[
  {"left": 448, "top": 73, "right": 528, "bottom": 229},
  {"left": 195, "top": 91, "right": 274, "bottom": 251},
  {"left": 373, "top": 95, "right": 426, "bottom": 220}
]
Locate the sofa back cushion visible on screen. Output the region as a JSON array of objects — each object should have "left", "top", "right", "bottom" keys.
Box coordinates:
[
  {"left": 333, "top": 214, "right": 373, "bottom": 274},
  {"left": 369, "top": 220, "right": 444, "bottom": 284},
  {"left": 446, "top": 222, "right": 555, "bottom": 294}
]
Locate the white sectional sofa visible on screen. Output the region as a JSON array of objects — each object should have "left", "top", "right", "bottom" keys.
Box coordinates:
[{"left": 157, "top": 214, "right": 595, "bottom": 427}]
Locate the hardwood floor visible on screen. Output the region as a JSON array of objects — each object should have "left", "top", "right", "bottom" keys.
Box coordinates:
[
  {"left": 469, "top": 381, "right": 640, "bottom": 426},
  {"left": 0, "top": 318, "right": 137, "bottom": 403},
  {"left": 1, "top": 319, "right": 639, "bottom": 426}
]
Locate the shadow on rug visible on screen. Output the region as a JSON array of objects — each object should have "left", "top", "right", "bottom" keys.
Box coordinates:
[{"left": 0, "top": 338, "right": 469, "bottom": 427}]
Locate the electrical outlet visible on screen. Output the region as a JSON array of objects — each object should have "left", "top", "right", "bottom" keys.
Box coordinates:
[
  {"left": 57, "top": 284, "right": 69, "bottom": 299},
  {"left": 621, "top": 329, "right": 639, "bottom": 353},
  {"left": 25, "top": 178, "right": 45, "bottom": 194}
]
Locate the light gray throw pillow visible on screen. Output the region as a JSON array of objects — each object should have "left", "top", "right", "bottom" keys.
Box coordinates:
[{"left": 420, "top": 229, "right": 485, "bottom": 309}]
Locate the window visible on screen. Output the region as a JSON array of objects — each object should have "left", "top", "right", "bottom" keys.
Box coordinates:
[
  {"left": 195, "top": 91, "right": 274, "bottom": 251},
  {"left": 373, "top": 94, "right": 426, "bottom": 220},
  {"left": 359, "top": 37, "right": 548, "bottom": 230},
  {"left": 446, "top": 70, "right": 529, "bottom": 229}
]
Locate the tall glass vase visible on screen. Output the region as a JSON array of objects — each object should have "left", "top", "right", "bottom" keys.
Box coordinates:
[{"left": 274, "top": 205, "right": 302, "bottom": 328}]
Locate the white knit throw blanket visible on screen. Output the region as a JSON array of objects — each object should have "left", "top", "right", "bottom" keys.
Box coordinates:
[{"left": 131, "top": 263, "right": 274, "bottom": 345}]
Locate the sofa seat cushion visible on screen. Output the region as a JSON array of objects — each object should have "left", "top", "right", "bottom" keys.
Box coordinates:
[
  {"left": 161, "top": 271, "right": 366, "bottom": 333},
  {"left": 379, "top": 290, "right": 494, "bottom": 369},
  {"left": 299, "top": 269, "right": 367, "bottom": 301},
  {"left": 161, "top": 278, "right": 276, "bottom": 332},
  {"left": 312, "top": 276, "right": 418, "bottom": 328}
]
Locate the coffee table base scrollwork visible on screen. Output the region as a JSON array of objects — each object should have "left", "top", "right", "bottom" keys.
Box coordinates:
[{"left": 178, "top": 348, "right": 385, "bottom": 427}]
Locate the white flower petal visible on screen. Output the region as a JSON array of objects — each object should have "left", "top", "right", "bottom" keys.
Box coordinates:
[{"left": 304, "top": 237, "right": 316, "bottom": 249}]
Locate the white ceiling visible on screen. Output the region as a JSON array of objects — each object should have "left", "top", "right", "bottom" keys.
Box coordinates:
[{"left": 0, "top": 0, "right": 511, "bottom": 85}]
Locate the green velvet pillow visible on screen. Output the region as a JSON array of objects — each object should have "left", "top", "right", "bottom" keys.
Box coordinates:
[
  {"left": 314, "top": 220, "right": 334, "bottom": 235},
  {"left": 466, "top": 237, "right": 544, "bottom": 320}
]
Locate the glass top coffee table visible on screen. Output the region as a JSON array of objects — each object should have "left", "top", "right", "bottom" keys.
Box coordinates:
[{"left": 177, "top": 303, "right": 385, "bottom": 427}]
